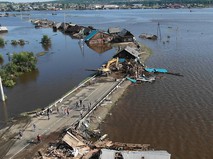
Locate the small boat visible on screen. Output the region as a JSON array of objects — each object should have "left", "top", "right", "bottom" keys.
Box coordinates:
[
  {"left": 0, "top": 26, "right": 8, "bottom": 33},
  {"left": 126, "top": 77, "right": 137, "bottom": 83},
  {"left": 137, "top": 76, "right": 155, "bottom": 83},
  {"left": 145, "top": 68, "right": 168, "bottom": 73}
]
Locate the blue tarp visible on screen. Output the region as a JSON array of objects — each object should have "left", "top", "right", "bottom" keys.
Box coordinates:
[
  {"left": 84, "top": 30, "right": 98, "bottom": 41},
  {"left": 126, "top": 77, "right": 137, "bottom": 83},
  {"left": 145, "top": 68, "right": 168, "bottom": 73},
  {"left": 119, "top": 58, "right": 125, "bottom": 63}
]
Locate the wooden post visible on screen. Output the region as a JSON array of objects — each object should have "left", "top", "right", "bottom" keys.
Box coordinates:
[{"left": 0, "top": 76, "right": 5, "bottom": 101}]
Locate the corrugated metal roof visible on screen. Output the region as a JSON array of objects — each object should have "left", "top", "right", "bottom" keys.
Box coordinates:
[
  {"left": 100, "top": 149, "right": 171, "bottom": 159},
  {"left": 108, "top": 27, "right": 121, "bottom": 34},
  {"left": 124, "top": 46, "right": 140, "bottom": 58},
  {"left": 84, "top": 30, "right": 98, "bottom": 41},
  {"left": 114, "top": 46, "right": 140, "bottom": 59}
]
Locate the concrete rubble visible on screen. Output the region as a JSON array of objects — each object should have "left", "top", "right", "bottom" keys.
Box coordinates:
[{"left": 32, "top": 128, "right": 157, "bottom": 159}]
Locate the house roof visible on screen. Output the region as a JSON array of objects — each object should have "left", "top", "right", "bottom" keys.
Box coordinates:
[
  {"left": 118, "top": 29, "right": 133, "bottom": 37},
  {"left": 84, "top": 30, "right": 98, "bottom": 41},
  {"left": 100, "top": 149, "right": 171, "bottom": 159},
  {"left": 113, "top": 46, "right": 140, "bottom": 59},
  {"left": 54, "top": 22, "right": 62, "bottom": 28},
  {"left": 108, "top": 27, "right": 121, "bottom": 34}
]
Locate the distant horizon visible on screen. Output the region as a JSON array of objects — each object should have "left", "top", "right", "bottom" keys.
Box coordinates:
[{"left": 0, "top": 0, "right": 54, "bottom": 2}]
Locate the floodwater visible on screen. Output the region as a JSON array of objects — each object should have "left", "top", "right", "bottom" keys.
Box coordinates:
[{"left": 0, "top": 9, "right": 213, "bottom": 159}]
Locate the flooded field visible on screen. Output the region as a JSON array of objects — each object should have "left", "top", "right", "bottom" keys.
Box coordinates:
[{"left": 1, "top": 8, "right": 213, "bottom": 159}]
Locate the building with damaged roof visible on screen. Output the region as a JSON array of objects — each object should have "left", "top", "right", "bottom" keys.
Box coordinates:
[{"left": 113, "top": 46, "right": 140, "bottom": 60}]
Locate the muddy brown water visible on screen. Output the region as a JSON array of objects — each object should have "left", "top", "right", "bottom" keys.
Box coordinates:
[{"left": 0, "top": 9, "right": 213, "bottom": 159}]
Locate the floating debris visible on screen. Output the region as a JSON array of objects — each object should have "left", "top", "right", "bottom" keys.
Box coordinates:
[{"left": 139, "top": 33, "right": 158, "bottom": 40}]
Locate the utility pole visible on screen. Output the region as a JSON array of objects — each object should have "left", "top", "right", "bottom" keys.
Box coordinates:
[
  {"left": 157, "top": 22, "right": 162, "bottom": 40},
  {"left": 0, "top": 76, "right": 5, "bottom": 101}
]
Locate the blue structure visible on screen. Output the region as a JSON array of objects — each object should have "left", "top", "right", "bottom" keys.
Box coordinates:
[
  {"left": 145, "top": 68, "right": 168, "bottom": 73},
  {"left": 84, "top": 30, "right": 98, "bottom": 42},
  {"left": 126, "top": 77, "right": 137, "bottom": 83}
]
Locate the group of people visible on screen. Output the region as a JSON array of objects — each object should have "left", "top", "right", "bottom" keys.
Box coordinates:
[
  {"left": 18, "top": 125, "right": 41, "bottom": 143},
  {"left": 17, "top": 99, "right": 93, "bottom": 144}
]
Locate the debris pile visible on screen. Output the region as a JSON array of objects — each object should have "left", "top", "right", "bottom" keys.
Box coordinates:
[
  {"left": 33, "top": 128, "right": 151, "bottom": 159},
  {"left": 139, "top": 33, "right": 158, "bottom": 40},
  {"left": 31, "top": 19, "right": 55, "bottom": 28}
]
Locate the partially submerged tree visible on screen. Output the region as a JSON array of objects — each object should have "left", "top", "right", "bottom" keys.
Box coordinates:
[
  {"left": 19, "top": 39, "right": 25, "bottom": 46},
  {"left": 11, "top": 40, "right": 18, "bottom": 46},
  {"left": 41, "top": 35, "right": 51, "bottom": 45},
  {"left": 0, "top": 37, "right": 5, "bottom": 47},
  {"left": 0, "top": 51, "right": 37, "bottom": 87},
  {"left": 0, "top": 54, "right": 4, "bottom": 65}
]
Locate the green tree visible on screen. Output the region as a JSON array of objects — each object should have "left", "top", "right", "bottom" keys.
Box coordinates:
[
  {"left": 0, "top": 37, "right": 5, "bottom": 47},
  {"left": 12, "top": 52, "right": 37, "bottom": 72},
  {"left": 0, "top": 54, "right": 3, "bottom": 64},
  {"left": 41, "top": 35, "right": 51, "bottom": 45},
  {"left": 0, "top": 51, "right": 37, "bottom": 87}
]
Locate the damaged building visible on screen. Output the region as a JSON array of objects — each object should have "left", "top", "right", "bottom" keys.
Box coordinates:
[{"left": 84, "top": 30, "right": 113, "bottom": 45}]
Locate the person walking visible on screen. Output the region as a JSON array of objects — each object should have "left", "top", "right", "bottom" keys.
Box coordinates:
[
  {"left": 47, "top": 108, "right": 50, "bottom": 114},
  {"left": 80, "top": 110, "right": 83, "bottom": 118},
  {"left": 66, "top": 108, "right": 69, "bottom": 116},
  {"left": 88, "top": 104, "right": 91, "bottom": 112},
  {"left": 76, "top": 101, "right": 79, "bottom": 108},
  {"left": 37, "top": 134, "right": 41, "bottom": 143},
  {"left": 19, "top": 130, "right": 23, "bottom": 139},
  {"left": 33, "top": 123, "right": 36, "bottom": 132},
  {"left": 47, "top": 113, "right": 50, "bottom": 120}
]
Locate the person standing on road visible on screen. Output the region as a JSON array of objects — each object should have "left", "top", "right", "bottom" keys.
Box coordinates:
[
  {"left": 80, "top": 99, "right": 82, "bottom": 106},
  {"left": 88, "top": 104, "right": 90, "bottom": 112},
  {"left": 80, "top": 110, "right": 83, "bottom": 118},
  {"left": 66, "top": 108, "right": 69, "bottom": 116},
  {"left": 37, "top": 134, "right": 41, "bottom": 143},
  {"left": 33, "top": 123, "right": 36, "bottom": 132},
  {"left": 76, "top": 101, "right": 79, "bottom": 108},
  {"left": 19, "top": 130, "right": 23, "bottom": 139},
  {"left": 47, "top": 108, "right": 50, "bottom": 114},
  {"left": 47, "top": 113, "right": 50, "bottom": 120}
]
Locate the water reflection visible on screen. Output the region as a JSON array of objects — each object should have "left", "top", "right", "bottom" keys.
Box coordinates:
[
  {"left": 2, "top": 101, "right": 8, "bottom": 124},
  {"left": 87, "top": 43, "right": 112, "bottom": 54},
  {"left": 78, "top": 39, "right": 85, "bottom": 56},
  {"left": 0, "top": 56, "right": 4, "bottom": 65},
  {"left": 42, "top": 43, "right": 52, "bottom": 51},
  {"left": 17, "top": 69, "right": 39, "bottom": 84}
]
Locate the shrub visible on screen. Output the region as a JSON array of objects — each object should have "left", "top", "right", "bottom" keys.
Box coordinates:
[
  {"left": 19, "top": 39, "right": 25, "bottom": 46},
  {"left": 41, "top": 35, "right": 51, "bottom": 45},
  {"left": 0, "top": 37, "right": 5, "bottom": 47},
  {"left": 0, "top": 51, "right": 37, "bottom": 87},
  {"left": 0, "top": 54, "right": 3, "bottom": 64},
  {"left": 11, "top": 40, "right": 18, "bottom": 45}
]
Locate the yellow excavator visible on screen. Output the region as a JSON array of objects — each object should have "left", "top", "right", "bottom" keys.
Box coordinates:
[{"left": 99, "top": 57, "right": 119, "bottom": 76}]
